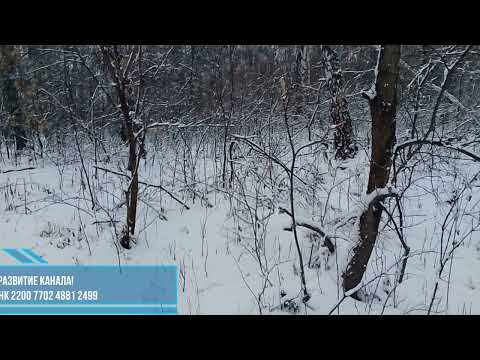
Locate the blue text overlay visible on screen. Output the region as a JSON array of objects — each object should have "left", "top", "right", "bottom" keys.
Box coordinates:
[{"left": 0, "top": 265, "right": 178, "bottom": 314}]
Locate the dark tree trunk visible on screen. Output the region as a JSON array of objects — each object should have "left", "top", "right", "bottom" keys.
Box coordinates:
[
  {"left": 121, "top": 78, "right": 139, "bottom": 249},
  {"left": 100, "top": 45, "right": 141, "bottom": 250},
  {"left": 293, "top": 45, "right": 310, "bottom": 114},
  {"left": 342, "top": 45, "right": 401, "bottom": 296},
  {"left": 0, "top": 45, "right": 27, "bottom": 151},
  {"left": 321, "top": 45, "right": 357, "bottom": 160}
]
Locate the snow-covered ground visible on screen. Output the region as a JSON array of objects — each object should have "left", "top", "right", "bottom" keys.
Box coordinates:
[{"left": 1, "top": 135, "right": 480, "bottom": 315}]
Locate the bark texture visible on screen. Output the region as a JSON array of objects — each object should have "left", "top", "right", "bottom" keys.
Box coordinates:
[
  {"left": 0, "top": 45, "right": 27, "bottom": 151},
  {"left": 343, "top": 45, "right": 401, "bottom": 296},
  {"left": 321, "top": 45, "right": 357, "bottom": 160}
]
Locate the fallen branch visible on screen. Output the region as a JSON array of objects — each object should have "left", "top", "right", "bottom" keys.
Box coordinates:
[
  {"left": 279, "top": 206, "right": 335, "bottom": 254},
  {"left": 92, "top": 220, "right": 121, "bottom": 225},
  {"left": 1, "top": 166, "right": 36, "bottom": 174}
]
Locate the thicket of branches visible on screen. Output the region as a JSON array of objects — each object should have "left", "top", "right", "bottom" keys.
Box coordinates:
[{"left": 2, "top": 45, "right": 480, "bottom": 310}]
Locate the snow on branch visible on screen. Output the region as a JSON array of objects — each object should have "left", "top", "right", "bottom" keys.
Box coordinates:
[
  {"left": 346, "top": 186, "right": 399, "bottom": 234},
  {"left": 279, "top": 207, "right": 336, "bottom": 253},
  {"left": 134, "top": 119, "right": 227, "bottom": 139},
  {"left": 147, "top": 121, "right": 226, "bottom": 129},
  {"left": 395, "top": 137, "right": 480, "bottom": 162},
  {"left": 361, "top": 86, "right": 376, "bottom": 101},
  {"left": 344, "top": 282, "right": 364, "bottom": 297},
  {"left": 361, "top": 45, "right": 381, "bottom": 102},
  {"left": 232, "top": 134, "right": 290, "bottom": 173},
  {"left": 400, "top": 59, "right": 467, "bottom": 111},
  {"left": 362, "top": 186, "right": 399, "bottom": 209},
  {"left": 279, "top": 207, "right": 329, "bottom": 237}
]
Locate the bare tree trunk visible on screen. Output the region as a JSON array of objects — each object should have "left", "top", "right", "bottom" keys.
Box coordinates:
[
  {"left": 343, "top": 45, "right": 401, "bottom": 297},
  {"left": 0, "top": 45, "right": 27, "bottom": 152},
  {"left": 221, "top": 45, "right": 235, "bottom": 189},
  {"left": 293, "top": 45, "right": 309, "bottom": 114},
  {"left": 321, "top": 45, "right": 357, "bottom": 160},
  {"left": 100, "top": 45, "right": 141, "bottom": 249},
  {"left": 300, "top": 45, "right": 310, "bottom": 86}
]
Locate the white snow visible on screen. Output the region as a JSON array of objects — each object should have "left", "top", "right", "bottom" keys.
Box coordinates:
[{"left": 1, "top": 131, "right": 480, "bottom": 315}]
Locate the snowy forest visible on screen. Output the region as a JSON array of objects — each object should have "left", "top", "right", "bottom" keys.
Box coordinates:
[{"left": 1, "top": 44, "right": 479, "bottom": 314}]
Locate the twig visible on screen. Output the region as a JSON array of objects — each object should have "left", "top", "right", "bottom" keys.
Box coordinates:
[
  {"left": 94, "top": 166, "right": 190, "bottom": 210},
  {"left": 279, "top": 206, "right": 335, "bottom": 253},
  {"left": 379, "top": 203, "right": 410, "bottom": 284},
  {"left": 1, "top": 166, "right": 36, "bottom": 174}
]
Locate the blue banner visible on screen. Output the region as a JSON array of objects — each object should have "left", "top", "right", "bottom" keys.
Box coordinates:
[{"left": 0, "top": 263, "right": 178, "bottom": 315}]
